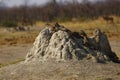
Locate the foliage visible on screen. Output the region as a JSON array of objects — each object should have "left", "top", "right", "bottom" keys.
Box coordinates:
[
  {"left": 0, "top": 21, "right": 17, "bottom": 27},
  {"left": 0, "top": 0, "right": 120, "bottom": 23}
]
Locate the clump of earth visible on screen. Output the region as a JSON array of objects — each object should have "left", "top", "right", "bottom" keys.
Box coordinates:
[{"left": 25, "top": 23, "right": 120, "bottom": 63}]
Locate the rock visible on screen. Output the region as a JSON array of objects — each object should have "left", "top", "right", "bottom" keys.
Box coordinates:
[{"left": 25, "top": 23, "right": 120, "bottom": 63}]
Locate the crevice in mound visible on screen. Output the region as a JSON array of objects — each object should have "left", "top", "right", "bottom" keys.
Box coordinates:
[{"left": 25, "top": 23, "right": 120, "bottom": 63}]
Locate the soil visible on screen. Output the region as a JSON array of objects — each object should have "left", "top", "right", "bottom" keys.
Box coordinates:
[
  {"left": 0, "top": 44, "right": 32, "bottom": 65},
  {"left": 0, "top": 28, "right": 120, "bottom": 80}
]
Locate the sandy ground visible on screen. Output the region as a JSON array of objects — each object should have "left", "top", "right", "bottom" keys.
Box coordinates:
[
  {"left": 0, "top": 44, "right": 32, "bottom": 66},
  {"left": 0, "top": 40, "right": 120, "bottom": 80},
  {"left": 0, "top": 28, "right": 120, "bottom": 80},
  {"left": 0, "top": 41, "right": 120, "bottom": 66},
  {"left": 0, "top": 59, "right": 120, "bottom": 80},
  {"left": 110, "top": 41, "right": 120, "bottom": 58}
]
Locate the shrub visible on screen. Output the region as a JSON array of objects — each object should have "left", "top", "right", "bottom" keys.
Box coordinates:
[{"left": 0, "top": 21, "right": 17, "bottom": 27}]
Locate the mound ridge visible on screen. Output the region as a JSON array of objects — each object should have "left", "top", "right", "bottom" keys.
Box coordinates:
[{"left": 25, "top": 23, "right": 120, "bottom": 63}]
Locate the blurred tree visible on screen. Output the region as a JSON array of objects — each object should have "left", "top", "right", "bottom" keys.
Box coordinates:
[
  {"left": 51, "top": 0, "right": 57, "bottom": 4},
  {"left": 82, "top": 0, "right": 89, "bottom": 4},
  {"left": 20, "top": 0, "right": 35, "bottom": 26},
  {"left": 0, "top": 0, "right": 6, "bottom": 8},
  {"left": 0, "top": 0, "right": 120, "bottom": 23}
]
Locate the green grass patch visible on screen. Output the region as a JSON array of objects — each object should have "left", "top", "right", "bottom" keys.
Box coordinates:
[{"left": 0, "top": 21, "right": 17, "bottom": 28}]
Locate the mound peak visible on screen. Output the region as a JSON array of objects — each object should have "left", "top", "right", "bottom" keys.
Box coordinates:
[{"left": 25, "top": 23, "right": 120, "bottom": 63}]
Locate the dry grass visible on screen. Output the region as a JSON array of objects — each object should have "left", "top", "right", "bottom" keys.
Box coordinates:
[
  {"left": 0, "top": 16, "right": 120, "bottom": 45},
  {"left": 60, "top": 16, "right": 120, "bottom": 32},
  {"left": 0, "top": 31, "right": 39, "bottom": 45},
  {"left": 35, "top": 16, "right": 120, "bottom": 34},
  {"left": 35, "top": 16, "right": 120, "bottom": 41}
]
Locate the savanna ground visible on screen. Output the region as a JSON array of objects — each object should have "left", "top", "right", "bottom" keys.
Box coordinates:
[{"left": 0, "top": 16, "right": 120, "bottom": 80}]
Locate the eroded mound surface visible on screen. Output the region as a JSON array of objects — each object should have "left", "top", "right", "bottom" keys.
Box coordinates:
[{"left": 25, "top": 23, "right": 120, "bottom": 63}]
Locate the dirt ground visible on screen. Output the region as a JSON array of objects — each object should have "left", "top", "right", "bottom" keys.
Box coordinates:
[
  {"left": 0, "top": 44, "right": 32, "bottom": 66},
  {"left": 0, "top": 41, "right": 120, "bottom": 67},
  {"left": 0, "top": 27, "right": 120, "bottom": 80},
  {"left": 0, "top": 59, "right": 120, "bottom": 80},
  {"left": 0, "top": 43, "right": 120, "bottom": 80},
  {"left": 110, "top": 41, "right": 120, "bottom": 58}
]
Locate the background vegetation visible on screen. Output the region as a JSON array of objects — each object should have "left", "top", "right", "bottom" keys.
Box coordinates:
[{"left": 0, "top": 0, "right": 120, "bottom": 26}]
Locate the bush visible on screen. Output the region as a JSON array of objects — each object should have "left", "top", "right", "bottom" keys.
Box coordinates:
[{"left": 0, "top": 21, "right": 17, "bottom": 27}]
